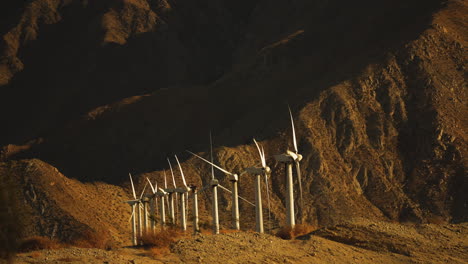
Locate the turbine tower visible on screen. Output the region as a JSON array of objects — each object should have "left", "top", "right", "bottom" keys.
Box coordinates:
[
  {"left": 245, "top": 139, "right": 271, "bottom": 233},
  {"left": 147, "top": 178, "right": 167, "bottom": 232},
  {"left": 188, "top": 151, "right": 241, "bottom": 230},
  {"left": 174, "top": 155, "right": 190, "bottom": 231},
  {"left": 274, "top": 107, "right": 303, "bottom": 228},
  {"left": 125, "top": 173, "right": 147, "bottom": 245},
  {"left": 124, "top": 173, "right": 139, "bottom": 246},
  {"left": 189, "top": 184, "right": 200, "bottom": 234},
  {"left": 165, "top": 158, "right": 177, "bottom": 225}
]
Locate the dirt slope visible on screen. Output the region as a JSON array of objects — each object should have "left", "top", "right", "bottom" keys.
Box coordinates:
[
  {"left": 0, "top": 159, "right": 131, "bottom": 245},
  {"left": 12, "top": 220, "right": 468, "bottom": 264}
]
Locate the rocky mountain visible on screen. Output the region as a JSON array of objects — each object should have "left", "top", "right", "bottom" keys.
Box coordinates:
[{"left": 0, "top": 0, "right": 466, "bottom": 245}]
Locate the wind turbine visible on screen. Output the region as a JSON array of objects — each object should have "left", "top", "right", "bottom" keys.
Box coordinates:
[
  {"left": 124, "top": 173, "right": 139, "bottom": 246},
  {"left": 125, "top": 173, "right": 147, "bottom": 245},
  {"left": 188, "top": 151, "right": 241, "bottom": 230},
  {"left": 189, "top": 183, "right": 200, "bottom": 234},
  {"left": 174, "top": 155, "right": 190, "bottom": 231},
  {"left": 147, "top": 178, "right": 167, "bottom": 231},
  {"left": 245, "top": 139, "right": 271, "bottom": 233},
  {"left": 274, "top": 107, "right": 303, "bottom": 228},
  {"left": 166, "top": 158, "right": 177, "bottom": 225}
]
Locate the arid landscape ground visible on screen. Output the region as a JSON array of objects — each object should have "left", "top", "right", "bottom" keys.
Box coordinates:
[{"left": 0, "top": 0, "right": 466, "bottom": 263}]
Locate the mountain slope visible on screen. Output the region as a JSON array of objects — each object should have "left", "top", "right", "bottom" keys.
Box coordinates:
[{"left": 0, "top": 0, "right": 466, "bottom": 240}]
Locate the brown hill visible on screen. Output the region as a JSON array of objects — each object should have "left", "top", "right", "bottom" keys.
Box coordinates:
[
  {"left": 0, "top": 159, "right": 130, "bottom": 246},
  {"left": 0, "top": 0, "right": 466, "bottom": 252}
]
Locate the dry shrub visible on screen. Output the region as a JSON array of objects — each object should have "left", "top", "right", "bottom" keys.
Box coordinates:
[
  {"left": 18, "top": 236, "right": 61, "bottom": 252},
  {"left": 276, "top": 226, "right": 293, "bottom": 240},
  {"left": 30, "top": 251, "right": 42, "bottom": 258},
  {"left": 199, "top": 228, "right": 213, "bottom": 235},
  {"left": 72, "top": 229, "right": 114, "bottom": 250},
  {"left": 140, "top": 228, "right": 183, "bottom": 259},
  {"left": 427, "top": 215, "right": 446, "bottom": 224},
  {"left": 292, "top": 224, "right": 316, "bottom": 237},
  {"left": 276, "top": 224, "right": 316, "bottom": 240},
  {"left": 139, "top": 228, "right": 183, "bottom": 248}
]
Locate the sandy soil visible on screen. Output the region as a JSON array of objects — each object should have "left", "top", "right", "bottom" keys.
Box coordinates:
[{"left": 13, "top": 219, "right": 468, "bottom": 264}]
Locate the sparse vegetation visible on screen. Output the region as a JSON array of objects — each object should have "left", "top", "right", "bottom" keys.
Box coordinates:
[
  {"left": 71, "top": 229, "right": 114, "bottom": 250},
  {"left": 18, "top": 236, "right": 62, "bottom": 252},
  {"left": 139, "top": 228, "right": 184, "bottom": 259},
  {"left": 139, "top": 228, "right": 183, "bottom": 248},
  {"left": 276, "top": 224, "right": 316, "bottom": 240}
]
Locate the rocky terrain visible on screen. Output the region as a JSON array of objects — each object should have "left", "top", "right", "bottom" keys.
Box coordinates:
[
  {"left": 0, "top": 0, "right": 466, "bottom": 262},
  {"left": 12, "top": 220, "right": 468, "bottom": 263}
]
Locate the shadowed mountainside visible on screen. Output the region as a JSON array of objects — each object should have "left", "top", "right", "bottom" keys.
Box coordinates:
[{"left": 0, "top": 0, "right": 466, "bottom": 243}]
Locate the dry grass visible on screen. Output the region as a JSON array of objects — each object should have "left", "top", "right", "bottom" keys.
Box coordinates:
[
  {"left": 71, "top": 229, "right": 114, "bottom": 250},
  {"left": 276, "top": 224, "right": 316, "bottom": 240},
  {"left": 139, "top": 228, "right": 183, "bottom": 248},
  {"left": 18, "top": 236, "right": 62, "bottom": 252},
  {"left": 30, "top": 251, "right": 42, "bottom": 258},
  {"left": 199, "top": 228, "right": 213, "bottom": 235},
  {"left": 140, "top": 228, "right": 183, "bottom": 259}
]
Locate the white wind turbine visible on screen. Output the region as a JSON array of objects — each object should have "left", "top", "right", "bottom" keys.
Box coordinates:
[
  {"left": 166, "top": 158, "right": 177, "bottom": 225},
  {"left": 189, "top": 183, "right": 200, "bottom": 234},
  {"left": 274, "top": 107, "right": 303, "bottom": 228},
  {"left": 147, "top": 178, "right": 168, "bottom": 231},
  {"left": 245, "top": 139, "right": 271, "bottom": 233},
  {"left": 125, "top": 173, "right": 147, "bottom": 245},
  {"left": 174, "top": 155, "right": 190, "bottom": 231},
  {"left": 188, "top": 151, "right": 241, "bottom": 230},
  {"left": 188, "top": 150, "right": 256, "bottom": 233}
]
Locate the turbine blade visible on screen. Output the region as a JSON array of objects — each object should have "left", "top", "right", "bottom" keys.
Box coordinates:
[
  {"left": 265, "top": 173, "right": 271, "bottom": 233},
  {"left": 163, "top": 170, "right": 168, "bottom": 189},
  {"left": 288, "top": 106, "right": 298, "bottom": 153},
  {"left": 167, "top": 158, "right": 177, "bottom": 188},
  {"left": 253, "top": 138, "right": 266, "bottom": 168},
  {"left": 261, "top": 145, "right": 267, "bottom": 168},
  {"left": 239, "top": 161, "right": 263, "bottom": 176},
  {"left": 128, "top": 208, "right": 135, "bottom": 223},
  {"left": 187, "top": 150, "right": 233, "bottom": 176},
  {"left": 217, "top": 184, "right": 255, "bottom": 207},
  {"left": 129, "top": 173, "right": 137, "bottom": 199},
  {"left": 139, "top": 182, "right": 148, "bottom": 200},
  {"left": 146, "top": 177, "right": 155, "bottom": 194},
  {"left": 296, "top": 161, "right": 304, "bottom": 216},
  {"left": 174, "top": 155, "right": 187, "bottom": 187}
]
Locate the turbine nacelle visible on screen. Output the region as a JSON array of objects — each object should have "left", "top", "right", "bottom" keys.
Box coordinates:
[
  {"left": 164, "top": 188, "right": 176, "bottom": 193},
  {"left": 210, "top": 178, "right": 219, "bottom": 187},
  {"left": 156, "top": 187, "right": 167, "bottom": 196},
  {"left": 174, "top": 186, "right": 191, "bottom": 193},
  {"left": 124, "top": 199, "right": 140, "bottom": 205},
  {"left": 245, "top": 166, "right": 270, "bottom": 175},
  {"left": 229, "top": 174, "right": 239, "bottom": 182},
  {"left": 286, "top": 150, "right": 303, "bottom": 162}
]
